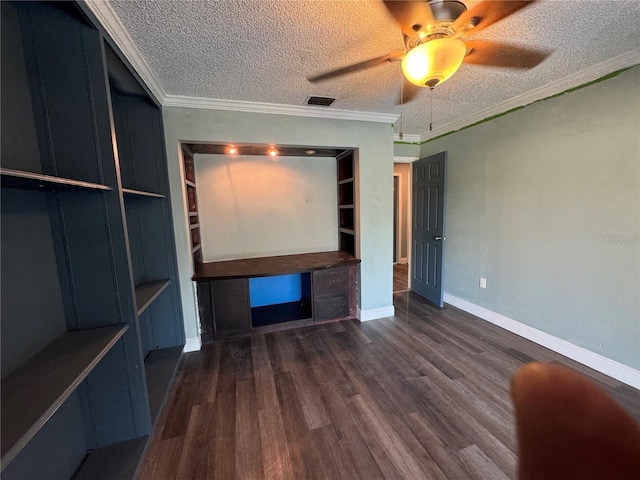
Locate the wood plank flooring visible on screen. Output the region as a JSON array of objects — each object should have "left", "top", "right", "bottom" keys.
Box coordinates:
[
  {"left": 393, "top": 264, "right": 409, "bottom": 293},
  {"left": 138, "top": 291, "right": 640, "bottom": 479}
]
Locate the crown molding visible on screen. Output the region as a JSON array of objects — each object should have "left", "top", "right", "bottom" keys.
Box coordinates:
[
  {"left": 84, "top": 1, "right": 396, "bottom": 125},
  {"left": 419, "top": 49, "right": 640, "bottom": 143},
  {"left": 83, "top": 0, "right": 167, "bottom": 103},
  {"left": 163, "top": 95, "right": 399, "bottom": 124},
  {"left": 393, "top": 134, "right": 421, "bottom": 143}
]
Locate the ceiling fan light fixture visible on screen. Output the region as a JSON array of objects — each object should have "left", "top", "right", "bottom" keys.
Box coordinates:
[{"left": 401, "top": 37, "right": 466, "bottom": 87}]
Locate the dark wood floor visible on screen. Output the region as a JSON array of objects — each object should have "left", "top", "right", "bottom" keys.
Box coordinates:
[
  {"left": 393, "top": 263, "right": 409, "bottom": 292},
  {"left": 138, "top": 291, "right": 640, "bottom": 479}
]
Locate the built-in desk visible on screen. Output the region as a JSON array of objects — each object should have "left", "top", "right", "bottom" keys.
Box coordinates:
[{"left": 193, "top": 251, "right": 360, "bottom": 341}]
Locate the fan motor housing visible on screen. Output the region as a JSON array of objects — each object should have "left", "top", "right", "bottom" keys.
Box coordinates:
[
  {"left": 405, "top": 0, "right": 467, "bottom": 49},
  {"left": 430, "top": 0, "right": 467, "bottom": 23}
]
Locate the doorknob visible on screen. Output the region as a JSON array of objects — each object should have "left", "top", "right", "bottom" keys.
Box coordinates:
[{"left": 433, "top": 236, "right": 446, "bottom": 241}]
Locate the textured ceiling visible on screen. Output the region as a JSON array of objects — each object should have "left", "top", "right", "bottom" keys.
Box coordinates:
[{"left": 107, "top": 0, "right": 639, "bottom": 140}]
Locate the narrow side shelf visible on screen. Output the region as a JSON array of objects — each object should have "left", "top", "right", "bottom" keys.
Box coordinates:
[
  {"left": 185, "top": 179, "right": 196, "bottom": 188},
  {"left": 190, "top": 223, "right": 200, "bottom": 230},
  {"left": 192, "top": 244, "right": 202, "bottom": 254},
  {"left": 122, "top": 188, "right": 165, "bottom": 199},
  {"left": 0, "top": 168, "right": 111, "bottom": 192},
  {"left": 0, "top": 325, "right": 129, "bottom": 470},
  {"left": 135, "top": 280, "right": 170, "bottom": 316},
  {"left": 336, "top": 152, "right": 356, "bottom": 255}
]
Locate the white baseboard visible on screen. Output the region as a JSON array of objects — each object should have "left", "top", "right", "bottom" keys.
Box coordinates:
[
  {"left": 183, "top": 336, "right": 202, "bottom": 353},
  {"left": 357, "top": 305, "right": 395, "bottom": 322},
  {"left": 443, "top": 293, "right": 640, "bottom": 389}
]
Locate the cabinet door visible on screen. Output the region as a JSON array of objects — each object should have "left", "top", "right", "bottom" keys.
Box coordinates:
[
  {"left": 312, "top": 267, "right": 352, "bottom": 322},
  {"left": 210, "top": 279, "right": 251, "bottom": 339}
]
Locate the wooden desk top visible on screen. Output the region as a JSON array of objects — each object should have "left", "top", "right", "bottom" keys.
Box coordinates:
[{"left": 192, "top": 250, "right": 360, "bottom": 281}]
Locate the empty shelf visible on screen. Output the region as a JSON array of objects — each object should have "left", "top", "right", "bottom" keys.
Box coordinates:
[
  {"left": 338, "top": 177, "right": 354, "bottom": 184},
  {"left": 135, "top": 280, "right": 170, "bottom": 316},
  {"left": 75, "top": 436, "right": 149, "bottom": 480},
  {"left": 122, "top": 188, "right": 165, "bottom": 199},
  {"left": 0, "top": 168, "right": 111, "bottom": 192},
  {"left": 1, "top": 325, "right": 129, "bottom": 470},
  {"left": 144, "top": 346, "right": 183, "bottom": 424}
]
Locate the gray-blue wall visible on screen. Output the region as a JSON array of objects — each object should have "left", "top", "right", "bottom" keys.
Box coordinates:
[{"left": 419, "top": 66, "right": 640, "bottom": 369}]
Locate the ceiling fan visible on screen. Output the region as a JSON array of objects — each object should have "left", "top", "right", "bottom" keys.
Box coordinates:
[{"left": 308, "top": 0, "right": 551, "bottom": 104}]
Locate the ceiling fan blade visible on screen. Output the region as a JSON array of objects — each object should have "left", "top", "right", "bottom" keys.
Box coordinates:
[
  {"left": 307, "top": 52, "right": 404, "bottom": 82},
  {"left": 453, "top": 0, "right": 537, "bottom": 36},
  {"left": 397, "top": 78, "right": 420, "bottom": 105},
  {"left": 463, "top": 40, "right": 551, "bottom": 69},
  {"left": 383, "top": 1, "right": 435, "bottom": 39}
]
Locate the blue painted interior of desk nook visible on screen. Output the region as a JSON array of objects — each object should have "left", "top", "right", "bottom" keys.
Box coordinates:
[{"left": 249, "top": 274, "right": 302, "bottom": 307}]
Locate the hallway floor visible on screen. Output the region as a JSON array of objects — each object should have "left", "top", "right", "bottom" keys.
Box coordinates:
[{"left": 393, "top": 263, "right": 409, "bottom": 292}]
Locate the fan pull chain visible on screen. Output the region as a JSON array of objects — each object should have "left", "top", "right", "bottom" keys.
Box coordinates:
[
  {"left": 399, "top": 75, "right": 404, "bottom": 140},
  {"left": 429, "top": 87, "right": 434, "bottom": 132}
]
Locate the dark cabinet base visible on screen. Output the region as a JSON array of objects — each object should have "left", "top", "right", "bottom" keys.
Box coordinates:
[
  {"left": 198, "top": 279, "right": 251, "bottom": 342},
  {"left": 194, "top": 252, "right": 359, "bottom": 342},
  {"left": 313, "top": 293, "right": 350, "bottom": 322},
  {"left": 312, "top": 265, "right": 357, "bottom": 322}
]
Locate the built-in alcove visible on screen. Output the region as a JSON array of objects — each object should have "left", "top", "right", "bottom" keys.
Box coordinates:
[{"left": 181, "top": 142, "right": 360, "bottom": 341}]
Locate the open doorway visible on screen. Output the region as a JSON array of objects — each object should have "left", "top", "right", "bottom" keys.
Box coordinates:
[{"left": 393, "top": 161, "right": 412, "bottom": 293}]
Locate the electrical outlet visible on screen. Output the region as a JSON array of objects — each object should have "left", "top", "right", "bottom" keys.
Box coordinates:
[{"left": 479, "top": 277, "right": 487, "bottom": 289}]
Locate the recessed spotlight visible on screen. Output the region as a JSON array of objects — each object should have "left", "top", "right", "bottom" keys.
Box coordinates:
[
  {"left": 225, "top": 145, "right": 238, "bottom": 155},
  {"left": 305, "top": 149, "right": 317, "bottom": 155},
  {"left": 267, "top": 145, "right": 279, "bottom": 157}
]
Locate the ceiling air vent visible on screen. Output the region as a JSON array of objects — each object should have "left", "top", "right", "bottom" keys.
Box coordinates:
[{"left": 306, "top": 96, "right": 335, "bottom": 107}]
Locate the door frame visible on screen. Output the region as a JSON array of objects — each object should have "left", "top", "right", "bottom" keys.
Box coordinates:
[
  {"left": 393, "top": 174, "right": 400, "bottom": 264},
  {"left": 394, "top": 157, "right": 417, "bottom": 288}
]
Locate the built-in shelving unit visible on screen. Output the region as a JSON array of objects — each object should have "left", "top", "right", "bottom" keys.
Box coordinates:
[
  {"left": 0, "top": 2, "right": 184, "bottom": 478},
  {"left": 182, "top": 146, "right": 203, "bottom": 269},
  {"left": 106, "top": 36, "right": 185, "bottom": 424},
  {"left": 337, "top": 152, "right": 356, "bottom": 254}
]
